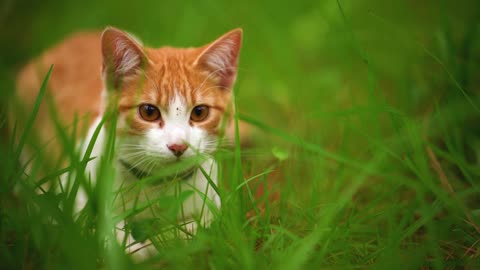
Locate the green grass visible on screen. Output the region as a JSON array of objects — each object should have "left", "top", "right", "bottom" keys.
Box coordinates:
[{"left": 1, "top": 0, "right": 480, "bottom": 269}]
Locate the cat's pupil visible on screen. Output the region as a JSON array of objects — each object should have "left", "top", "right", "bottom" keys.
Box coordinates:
[
  {"left": 190, "top": 105, "right": 209, "bottom": 122},
  {"left": 146, "top": 106, "right": 155, "bottom": 115},
  {"left": 139, "top": 104, "right": 160, "bottom": 121}
]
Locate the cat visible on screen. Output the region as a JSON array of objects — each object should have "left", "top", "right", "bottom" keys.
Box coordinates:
[{"left": 14, "top": 26, "right": 243, "bottom": 258}]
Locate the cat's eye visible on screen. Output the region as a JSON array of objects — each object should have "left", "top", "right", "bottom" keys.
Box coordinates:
[
  {"left": 139, "top": 104, "right": 161, "bottom": 121},
  {"left": 190, "top": 105, "right": 209, "bottom": 122}
]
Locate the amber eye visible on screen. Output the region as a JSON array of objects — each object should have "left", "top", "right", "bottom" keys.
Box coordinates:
[
  {"left": 190, "top": 105, "right": 209, "bottom": 122},
  {"left": 139, "top": 104, "right": 161, "bottom": 121}
]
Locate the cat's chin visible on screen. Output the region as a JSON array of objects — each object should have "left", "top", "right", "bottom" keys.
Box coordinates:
[{"left": 150, "top": 154, "right": 206, "bottom": 170}]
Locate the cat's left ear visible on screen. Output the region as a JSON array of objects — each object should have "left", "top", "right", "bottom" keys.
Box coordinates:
[
  {"left": 194, "top": 28, "right": 243, "bottom": 90},
  {"left": 101, "top": 27, "right": 148, "bottom": 90}
]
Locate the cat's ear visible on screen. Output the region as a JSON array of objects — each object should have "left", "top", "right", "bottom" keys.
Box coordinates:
[
  {"left": 101, "top": 27, "right": 147, "bottom": 89},
  {"left": 194, "top": 28, "right": 243, "bottom": 90}
]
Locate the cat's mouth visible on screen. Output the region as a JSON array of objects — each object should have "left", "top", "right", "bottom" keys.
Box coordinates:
[{"left": 119, "top": 159, "right": 198, "bottom": 182}]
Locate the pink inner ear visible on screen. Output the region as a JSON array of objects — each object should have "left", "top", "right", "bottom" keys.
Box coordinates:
[
  {"left": 101, "top": 27, "right": 145, "bottom": 89},
  {"left": 195, "top": 29, "right": 243, "bottom": 90}
]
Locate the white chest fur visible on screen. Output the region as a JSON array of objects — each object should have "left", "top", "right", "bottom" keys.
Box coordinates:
[{"left": 80, "top": 116, "right": 221, "bottom": 235}]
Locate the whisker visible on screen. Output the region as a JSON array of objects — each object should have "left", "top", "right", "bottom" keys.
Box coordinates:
[
  {"left": 192, "top": 66, "right": 238, "bottom": 94},
  {"left": 127, "top": 157, "right": 152, "bottom": 172}
]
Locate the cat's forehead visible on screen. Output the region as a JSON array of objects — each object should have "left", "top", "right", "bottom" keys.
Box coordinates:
[
  {"left": 144, "top": 49, "right": 226, "bottom": 105},
  {"left": 148, "top": 51, "right": 199, "bottom": 87},
  {"left": 119, "top": 47, "right": 230, "bottom": 109},
  {"left": 146, "top": 47, "right": 198, "bottom": 71}
]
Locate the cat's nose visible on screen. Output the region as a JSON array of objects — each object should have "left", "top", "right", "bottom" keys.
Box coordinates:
[{"left": 167, "top": 144, "right": 188, "bottom": 157}]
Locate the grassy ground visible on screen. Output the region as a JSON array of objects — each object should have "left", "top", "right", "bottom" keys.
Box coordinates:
[{"left": 1, "top": 0, "right": 480, "bottom": 269}]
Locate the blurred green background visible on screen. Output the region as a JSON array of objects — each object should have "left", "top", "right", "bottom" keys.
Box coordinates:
[
  {"left": 2, "top": 0, "right": 480, "bottom": 142},
  {"left": 1, "top": 0, "right": 480, "bottom": 269}
]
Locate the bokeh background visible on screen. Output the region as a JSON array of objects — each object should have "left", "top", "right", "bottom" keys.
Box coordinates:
[
  {"left": 2, "top": 0, "right": 480, "bottom": 148},
  {"left": 1, "top": 0, "right": 480, "bottom": 269}
]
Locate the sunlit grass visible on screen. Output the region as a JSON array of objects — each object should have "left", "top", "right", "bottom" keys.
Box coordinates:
[{"left": 1, "top": 0, "right": 480, "bottom": 269}]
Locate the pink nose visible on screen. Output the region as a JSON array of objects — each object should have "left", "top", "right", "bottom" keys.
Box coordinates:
[{"left": 167, "top": 144, "right": 188, "bottom": 157}]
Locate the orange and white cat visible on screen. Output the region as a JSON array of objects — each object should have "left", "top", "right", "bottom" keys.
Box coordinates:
[{"left": 15, "top": 27, "right": 243, "bottom": 257}]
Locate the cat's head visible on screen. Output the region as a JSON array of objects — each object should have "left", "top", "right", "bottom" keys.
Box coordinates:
[{"left": 100, "top": 27, "right": 242, "bottom": 171}]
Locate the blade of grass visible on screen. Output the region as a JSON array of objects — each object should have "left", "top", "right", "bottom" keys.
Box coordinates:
[{"left": 12, "top": 65, "right": 54, "bottom": 173}]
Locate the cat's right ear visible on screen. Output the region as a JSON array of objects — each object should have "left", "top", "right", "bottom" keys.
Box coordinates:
[
  {"left": 101, "top": 27, "right": 147, "bottom": 90},
  {"left": 193, "top": 28, "right": 243, "bottom": 90}
]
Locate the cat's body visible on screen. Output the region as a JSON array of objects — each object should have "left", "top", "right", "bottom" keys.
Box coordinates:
[{"left": 14, "top": 27, "right": 243, "bottom": 257}]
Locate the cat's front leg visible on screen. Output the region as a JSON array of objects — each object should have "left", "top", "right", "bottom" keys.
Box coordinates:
[{"left": 178, "top": 158, "right": 221, "bottom": 236}]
